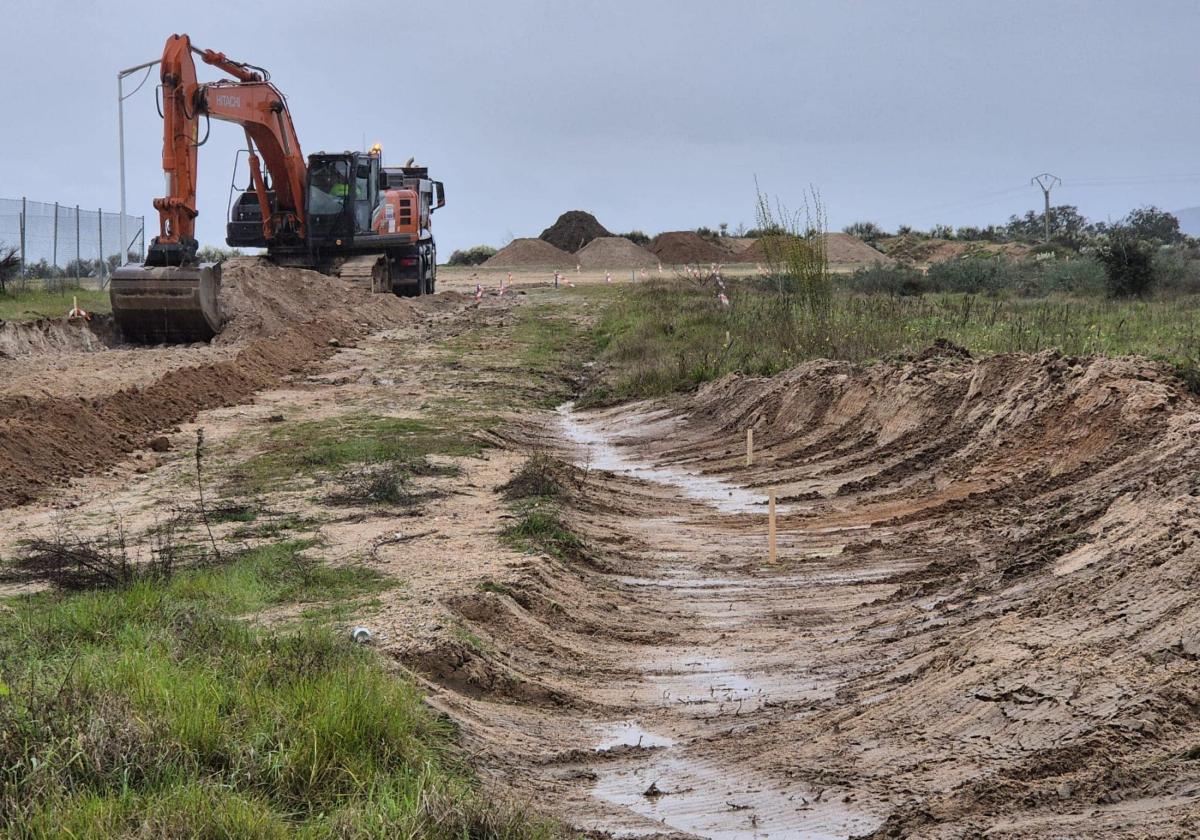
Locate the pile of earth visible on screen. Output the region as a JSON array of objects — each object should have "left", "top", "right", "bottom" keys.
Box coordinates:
[
  {"left": 575, "top": 236, "right": 659, "bottom": 269},
  {"left": 0, "top": 315, "right": 118, "bottom": 358},
  {"left": 215, "top": 257, "right": 428, "bottom": 344},
  {"left": 738, "top": 232, "right": 892, "bottom": 265},
  {"left": 648, "top": 231, "right": 729, "bottom": 264},
  {"left": 0, "top": 259, "right": 449, "bottom": 508},
  {"left": 539, "top": 211, "right": 611, "bottom": 253},
  {"left": 483, "top": 238, "right": 575, "bottom": 268}
]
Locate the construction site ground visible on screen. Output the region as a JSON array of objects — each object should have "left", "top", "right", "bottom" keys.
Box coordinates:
[{"left": 1, "top": 262, "right": 1198, "bottom": 838}]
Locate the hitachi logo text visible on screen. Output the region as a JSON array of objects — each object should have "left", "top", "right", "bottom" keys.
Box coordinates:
[{"left": 215, "top": 94, "right": 241, "bottom": 108}]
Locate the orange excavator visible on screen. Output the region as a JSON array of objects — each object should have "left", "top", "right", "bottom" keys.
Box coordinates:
[{"left": 111, "top": 33, "right": 445, "bottom": 343}]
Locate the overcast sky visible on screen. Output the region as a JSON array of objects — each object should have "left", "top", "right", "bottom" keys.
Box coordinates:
[{"left": 4, "top": 0, "right": 1200, "bottom": 253}]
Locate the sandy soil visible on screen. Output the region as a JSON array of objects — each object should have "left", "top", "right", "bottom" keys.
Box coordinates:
[{"left": 0, "top": 269, "right": 1197, "bottom": 838}]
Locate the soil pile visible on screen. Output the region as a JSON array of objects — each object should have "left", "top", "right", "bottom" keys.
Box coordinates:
[
  {"left": 0, "top": 315, "right": 117, "bottom": 358},
  {"left": 483, "top": 238, "right": 575, "bottom": 268},
  {"left": 539, "top": 211, "right": 611, "bottom": 253},
  {"left": 0, "top": 259, "right": 454, "bottom": 508},
  {"left": 738, "top": 232, "right": 892, "bottom": 265},
  {"left": 648, "top": 231, "right": 728, "bottom": 265},
  {"left": 216, "top": 257, "right": 419, "bottom": 344},
  {"left": 574, "top": 236, "right": 659, "bottom": 269}
]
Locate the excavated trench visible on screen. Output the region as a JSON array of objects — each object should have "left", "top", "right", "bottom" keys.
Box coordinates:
[{"left": 403, "top": 349, "right": 1200, "bottom": 838}]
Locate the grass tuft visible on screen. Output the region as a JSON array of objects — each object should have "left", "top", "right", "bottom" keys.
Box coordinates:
[{"left": 0, "top": 539, "right": 556, "bottom": 838}]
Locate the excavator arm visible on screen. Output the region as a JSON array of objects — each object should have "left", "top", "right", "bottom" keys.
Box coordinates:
[
  {"left": 112, "top": 33, "right": 309, "bottom": 343},
  {"left": 152, "top": 33, "right": 307, "bottom": 261}
]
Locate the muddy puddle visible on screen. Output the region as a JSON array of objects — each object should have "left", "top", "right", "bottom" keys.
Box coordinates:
[
  {"left": 591, "top": 752, "right": 877, "bottom": 839},
  {"left": 557, "top": 403, "right": 777, "bottom": 515},
  {"left": 553, "top": 402, "right": 881, "bottom": 837}
]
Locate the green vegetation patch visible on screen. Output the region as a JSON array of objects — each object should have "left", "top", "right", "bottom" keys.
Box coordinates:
[
  {"left": 0, "top": 287, "right": 111, "bottom": 322},
  {"left": 0, "top": 540, "right": 555, "bottom": 839},
  {"left": 583, "top": 278, "right": 1200, "bottom": 404},
  {"left": 228, "top": 414, "right": 482, "bottom": 495}
]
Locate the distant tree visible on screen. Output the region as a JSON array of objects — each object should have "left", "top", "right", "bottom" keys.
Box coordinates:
[
  {"left": 0, "top": 244, "right": 18, "bottom": 294},
  {"left": 719, "top": 222, "right": 729, "bottom": 237},
  {"left": 1122, "top": 206, "right": 1183, "bottom": 244},
  {"left": 1095, "top": 232, "right": 1157, "bottom": 297},
  {"left": 195, "top": 245, "right": 244, "bottom": 263},
  {"left": 446, "top": 245, "right": 496, "bottom": 266},
  {"left": 929, "top": 223, "right": 955, "bottom": 240},
  {"left": 694, "top": 226, "right": 721, "bottom": 241},
  {"left": 843, "top": 221, "right": 887, "bottom": 245},
  {"left": 1006, "top": 205, "right": 1090, "bottom": 248},
  {"left": 619, "top": 230, "right": 651, "bottom": 247}
]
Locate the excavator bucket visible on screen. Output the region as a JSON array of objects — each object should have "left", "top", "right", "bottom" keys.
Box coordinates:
[{"left": 109, "top": 263, "right": 223, "bottom": 344}]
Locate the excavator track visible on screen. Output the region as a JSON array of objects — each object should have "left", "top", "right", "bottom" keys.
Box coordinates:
[{"left": 333, "top": 254, "right": 390, "bottom": 293}]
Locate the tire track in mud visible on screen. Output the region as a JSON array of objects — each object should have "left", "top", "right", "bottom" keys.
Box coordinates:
[{"left": 408, "top": 349, "right": 1200, "bottom": 838}]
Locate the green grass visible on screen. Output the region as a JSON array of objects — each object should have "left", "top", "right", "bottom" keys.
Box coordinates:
[
  {"left": 438, "top": 297, "right": 600, "bottom": 409},
  {"left": 501, "top": 504, "right": 583, "bottom": 563},
  {"left": 0, "top": 287, "right": 111, "bottom": 322},
  {"left": 582, "top": 278, "right": 1200, "bottom": 404},
  {"left": 227, "top": 414, "right": 483, "bottom": 495},
  {"left": 0, "top": 540, "right": 556, "bottom": 839}
]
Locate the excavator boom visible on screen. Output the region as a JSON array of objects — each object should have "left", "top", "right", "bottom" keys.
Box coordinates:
[{"left": 111, "top": 33, "right": 308, "bottom": 343}]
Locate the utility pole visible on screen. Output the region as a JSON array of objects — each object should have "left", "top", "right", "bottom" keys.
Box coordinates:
[
  {"left": 118, "top": 57, "right": 161, "bottom": 267},
  {"left": 1031, "top": 173, "right": 1061, "bottom": 243}
]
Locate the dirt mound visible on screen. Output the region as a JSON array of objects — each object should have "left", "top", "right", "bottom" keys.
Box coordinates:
[
  {"left": 0, "top": 315, "right": 117, "bottom": 358},
  {"left": 216, "top": 257, "right": 419, "bottom": 344},
  {"left": 0, "top": 260, "right": 454, "bottom": 508},
  {"left": 737, "top": 232, "right": 892, "bottom": 266},
  {"left": 483, "top": 238, "right": 575, "bottom": 268},
  {"left": 539, "top": 211, "right": 611, "bottom": 253},
  {"left": 648, "top": 231, "right": 728, "bottom": 265},
  {"left": 575, "top": 237, "right": 659, "bottom": 269}
]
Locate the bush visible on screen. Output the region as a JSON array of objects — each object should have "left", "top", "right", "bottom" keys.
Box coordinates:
[
  {"left": 195, "top": 245, "right": 243, "bottom": 263},
  {"left": 446, "top": 245, "right": 496, "bottom": 266},
  {"left": 925, "top": 256, "right": 1018, "bottom": 295},
  {"left": 1095, "top": 236, "right": 1157, "bottom": 298},
  {"left": 842, "top": 222, "right": 887, "bottom": 246},
  {"left": 618, "top": 230, "right": 650, "bottom": 247},
  {"left": 1034, "top": 258, "right": 1106, "bottom": 295},
  {"left": 843, "top": 264, "right": 926, "bottom": 296},
  {"left": 1153, "top": 248, "right": 1200, "bottom": 294}
]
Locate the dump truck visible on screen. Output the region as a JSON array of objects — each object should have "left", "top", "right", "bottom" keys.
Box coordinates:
[{"left": 111, "top": 33, "right": 445, "bottom": 343}]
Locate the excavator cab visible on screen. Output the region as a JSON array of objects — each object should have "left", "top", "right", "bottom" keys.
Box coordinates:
[{"left": 305, "top": 152, "right": 378, "bottom": 243}]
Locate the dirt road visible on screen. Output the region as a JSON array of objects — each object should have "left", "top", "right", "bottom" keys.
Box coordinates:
[{"left": 1, "top": 268, "right": 1197, "bottom": 837}]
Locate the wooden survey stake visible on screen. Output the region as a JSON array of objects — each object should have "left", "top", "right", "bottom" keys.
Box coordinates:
[
  {"left": 746, "top": 428, "right": 754, "bottom": 466},
  {"left": 768, "top": 492, "right": 777, "bottom": 564}
]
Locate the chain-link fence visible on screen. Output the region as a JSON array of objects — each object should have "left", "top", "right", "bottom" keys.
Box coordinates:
[{"left": 0, "top": 198, "right": 145, "bottom": 288}]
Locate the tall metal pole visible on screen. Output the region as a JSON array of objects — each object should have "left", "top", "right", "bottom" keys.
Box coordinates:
[
  {"left": 1031, "top": 173, "right": 1061, "bottom": 244},
  {"left": 117, "top": 58, "right": 160, "bottom": 267},
  {"left": 52, "top": 202, "right": 58, "bottom": 268},
  {"left": 18, "top": 197, "right": 25, "bottom": 276},
  {"left": 118, "top": 74, "right": 127, "bottom": 267}
]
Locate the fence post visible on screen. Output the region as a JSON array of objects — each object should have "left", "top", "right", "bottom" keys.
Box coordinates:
[
  {"left": 52, "top": 202, "right": 59, "bottom": 269},
  {"left": 18, "top": 197, "right": 26, "bottom": 276},
  {"left": 75, "top": 205, "right": 81, "bottom": 285}
]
